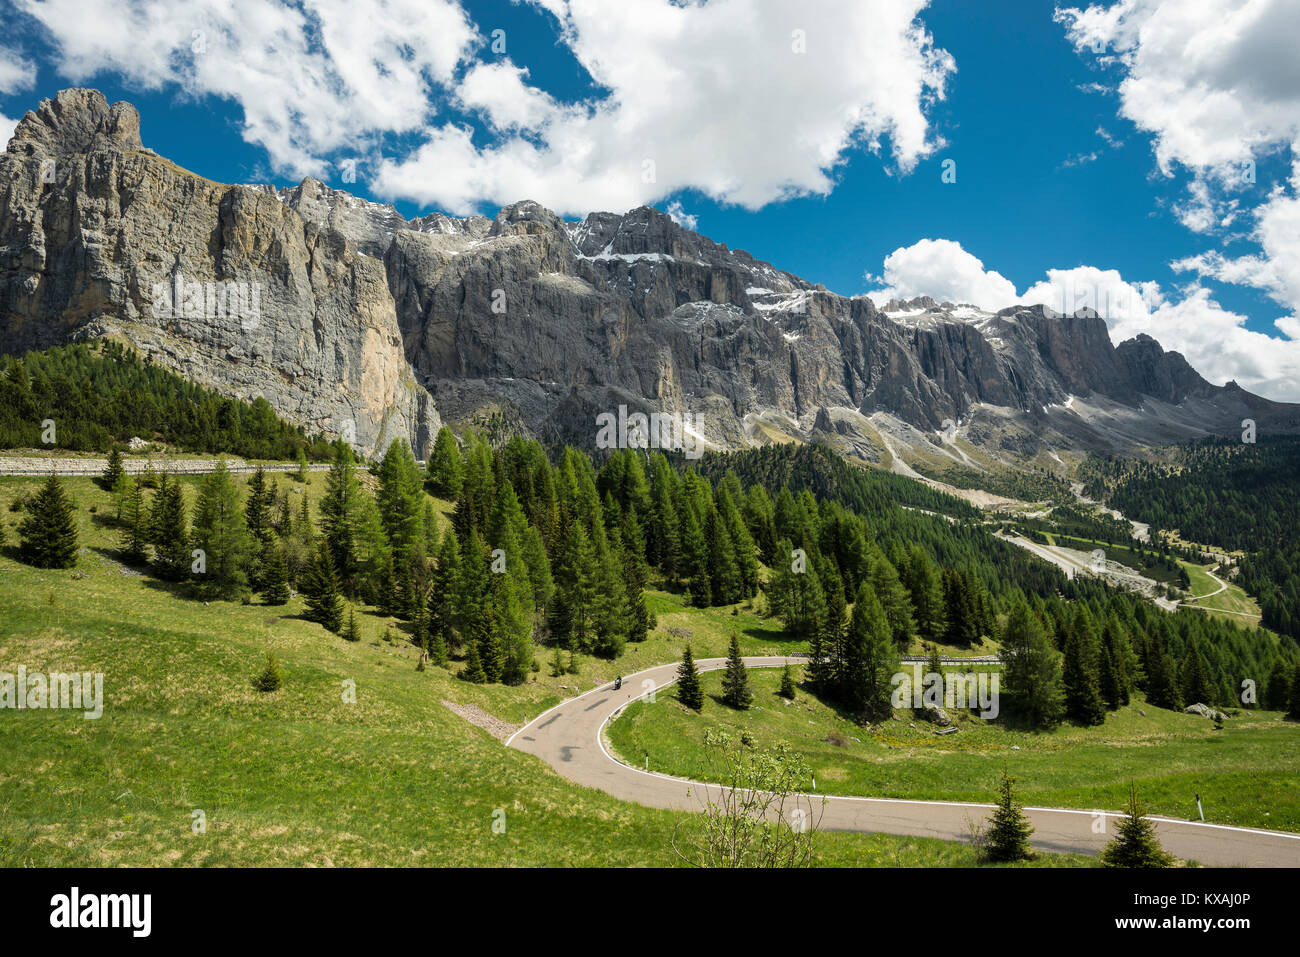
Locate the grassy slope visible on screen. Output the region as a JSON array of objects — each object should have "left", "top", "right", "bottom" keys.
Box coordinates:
[
  {"left": 607, "top": 665, "right": 1300, "bottom": 833},
  {"left": 0, "top": 473, "right": 1083, "bottom": 867}
]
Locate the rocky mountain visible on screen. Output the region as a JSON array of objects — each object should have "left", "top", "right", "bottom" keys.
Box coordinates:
[
  {"left": 0, "top": 89, "right": 439, "bottom": 457},
  {"left": 3, "top": 89, "right": 1297, "bottom": 470}
]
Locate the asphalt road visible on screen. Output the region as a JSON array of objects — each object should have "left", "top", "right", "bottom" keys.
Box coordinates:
[{"left": 507, "top": 656, "right": 1300, "bottom": 867}]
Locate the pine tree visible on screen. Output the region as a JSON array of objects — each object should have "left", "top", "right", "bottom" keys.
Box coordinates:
[
  {"left": 254, "top": 653, "right": 283, "bottom": 693},
  {"left": 985, "top": 767, "right": 1034, "bottom": 862},
  {"left": 342, "top": 603, "right": 361, "bottom": 642},
  {"left": 779, "top": 661, "right": 796, "bottom": 700},
  {"left": 460, "top": 639, "right": 487, "bottom": 684},
  {"left": 1179, "top": 642, "right": 1214, "bottom": 705},
  {"left": 149, "top": 475, "right": 190, "bottom": 581},
  {"left": 1144, "top": 635, "right": 1184, "bottom": 711},
  {"left": 190, "top": 460, "right": 255, "bottom": 599},
  {"left": 120, "top": 477, "right": 149, "bottom": 564},
  {"left": 1098, "top": 644, "right": 1122, "bottom": 711},
  {"left": 259, "top": 544, "right": 290, "bottom": 605},
  {"left": 294, "top": 447, "right": 309, "bottom": 483},
  {"left": 1062, "top": 627, "right": 1106, "bottom": 726},
  {"left": 868, "top": 554, "right": 915, "bottom": 650},
  {"left": 1101, "top": 786, "right": 1174, "bottom": 867},
  {"left": 677, "top": 644, "right": 704, "bottom": 710},
  {"left": 100, "top": 446, "right": 124, "bottom": 490},
  {"left": 302, "top": 541, "right": 344, "bottom": 633},
  {"left": 941, "top": 568, "right": 980, "bottom": 647},
  {"left": 1288, "top": 663, "right": 1300, "bottom": 721},
  {"left": 840, "top": 583, "right": 897, "bottom": 722},
  {"left": 244, "top": 466, "right": 274, "bottom": 562},
  {"left": 318, "top": 441, "right": 364, "bottom": 590},
  {"left": 428, "top": 622, "right": 448, "bottom": 667},
  {"left": 109, "top": 470, "right": 134, "bottom": 523},
  {"left": 426, "top": 426, "right": 464, "bottom": 499},
  {"left": 377, "top": 438, "right": 425, "bottom": 564},
  {"left": 17, "top": 474, "right": 79, "bottom": 569},
  {"left": 1264, "top": 661, "right": 1291, "bottom": 711},
  {"left": 902, "top": 546, "right": 946, "bottom": 643},
  {"left": 476, "top": 603, "right": 505, "bottom": 683},
  {"left": 721, "top": 633, "right": 752, "bottom": 709},
  {"left": 1001, "top": 601, "right": 1065, "bottom": 729}
]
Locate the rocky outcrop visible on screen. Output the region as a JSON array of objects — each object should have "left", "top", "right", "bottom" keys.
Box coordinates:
[{"left": 0, "top": 89, "right": 438, "bottom": 457}]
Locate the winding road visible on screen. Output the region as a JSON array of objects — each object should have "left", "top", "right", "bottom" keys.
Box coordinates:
[{"left": 507, "top": 656, "right": 1300, "bottom": 867}]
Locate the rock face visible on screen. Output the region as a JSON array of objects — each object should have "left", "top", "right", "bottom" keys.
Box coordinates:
[
  {"left": 0, "top": 89, "right": 439, "bottom": 457},
  {"left": 3, "top": 88, "right": 1298, "bottom": 464}
]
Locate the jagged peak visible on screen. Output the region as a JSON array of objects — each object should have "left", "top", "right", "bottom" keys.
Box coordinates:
[
  {"left": 6, "top": 88, "right": 143, "bottom": 157},
  {"left": 490, "top": 199, "right": 566, "bottom": 237}
]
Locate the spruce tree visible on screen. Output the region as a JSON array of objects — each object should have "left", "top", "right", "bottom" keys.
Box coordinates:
[
  {"left": 100, "top": 446, "right": 124, "bottom": 490},
  {"left": 869, "top": 554, "right": 915, "bottom": 650},
  {"left": 840, "top": 583, "right": 897, "bottom": 722},
  {"left": 302, "top": 541, "right": 344, "bottom": 633},
  {"left": 721, "top": 632, "right": 752, "bottom": 709},
  {"left": 428, "top": 623, "right": 449, "bottom": 668},
  {"left": 1144, "top": 636, "right": 1184, "bottom": 710},
  {"left": 190, "top": 460, "right": 255, "bottom": 599},
  {"left": 676, "top": 644, "right": 704, "bottom": 710},
  {"left": 779, "top": 661, "right": 796, "bottom": 700},
  {"left": 149, "top": 475, "right": 190, "bottom": 581},
  {"left": 318, "top": 441, "right": 364, "bottom": 590},
  {"left": 254, "top": 653, "right": 283, "bottom": 693},
  {"left": 294, "top": 447, "right": 309, "bottom": 483},
  {"left": 460, "top": 640, "right": 487, "bottom": 684},
  {"left": 1288, "top": 663, "right": 1300, "bottom": 721},
  {"left": 1101, "top": 786, "right": 1174, "bottom": 867},
  {"left": 985, "top": 767, "right": 1034, "bottom": 862},
  {"left": 425, "top": 426, "right": 463, "bottom": 499},
  {"left": 476, "top": 604, "right": 505, "bottom": 683},
  {"left": 1264, "top": 661, "right": 1291, "bottom": 711},
  {"left": 342, "top": 603, "right": 361, "bottom": 642},
  {"left": 1179, "top": 642, "right": 1214, "bottom": 705},
  {"left": 902, "top": 546, "right": 946, "bottom": 643},
  {"left": 1062, "top": 628, "right": 1106, "bottom": 726},
  {"left": 121, "top": 477, "right": 149, "bottom": 564},
  {"left": 17, "top": 474, "right": 79, "bottom": 569},
  {"left": 1098, "top": 644, "right": 1122, "bottom": 711},
  {"left": 260, "top": 544, "right": 290, "bottom": 605},
  {"left": 1001, "top": 601, "right": 1065, "bottom": 729}
]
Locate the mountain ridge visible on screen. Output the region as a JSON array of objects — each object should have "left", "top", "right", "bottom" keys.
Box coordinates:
[{"left": 2, "top": 88, "right": 1297, "bottom": 465}]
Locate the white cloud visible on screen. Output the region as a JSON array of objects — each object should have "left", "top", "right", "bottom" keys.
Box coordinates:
[
  {"left": 865, "top": 238, "right": 1017, "bottom": 310},
  {"left": 16, "top": 0, "right": 955, "bottom": 214},
  {"left": 17, "top": 0, "right": 478, "bottom": 176},
  {"left": 377, "top": 0, "right": 956, "bottom": 214},
  {"left": 1057, "top": 0, "right": 1300, "bottom": 177},
  {"left": 0, "top": 44, "right": 37, "bottom": 148},
  {"left": 1058, "top": 1, "right": 1300, "bottom": 313},
  {"left": 664, "top": 201, "right": 697, "bottom": 231},
  {"left": 1053, "top": 0, "right": 1300, "bottom": 399}
]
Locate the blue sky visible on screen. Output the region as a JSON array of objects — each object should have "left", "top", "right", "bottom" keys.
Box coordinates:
[{"left": 2, "top": 0, "right": 1299, "bottom": 399}]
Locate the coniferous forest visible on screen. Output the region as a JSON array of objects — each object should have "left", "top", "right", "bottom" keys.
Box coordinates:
[
  {"left": 11, "top": 427, "right": 1295, "bottom": 725},
  {"left": 1083, "top": 438, "right": 1300, "bottom": 643},
  {"left": 0, "top": 342, "right": 334, "bottom": 460}
]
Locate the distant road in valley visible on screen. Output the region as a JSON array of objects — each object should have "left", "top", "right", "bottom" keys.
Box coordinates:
[
  {"left": 0, "top": 456, "right": 332, "bottom": 477},
  {"left": 509, "top": 657, "right": 1300, "bottom": 867}
]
